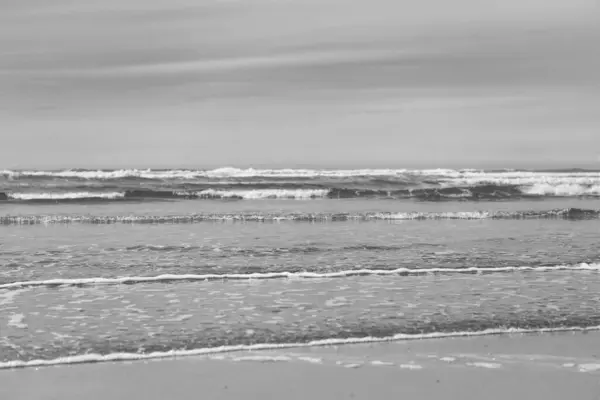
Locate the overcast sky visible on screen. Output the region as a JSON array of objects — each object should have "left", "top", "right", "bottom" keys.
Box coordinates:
[{"left": 1, "top": 0, "right": 599, "bottom": 169}]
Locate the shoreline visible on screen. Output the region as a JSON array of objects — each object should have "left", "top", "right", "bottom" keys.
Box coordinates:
[
  {"left": 2, "top": 325, "right": 600, "bottom": 370},
  {"left": 2, "top": 331, "right": 599, "bottom": 400}
]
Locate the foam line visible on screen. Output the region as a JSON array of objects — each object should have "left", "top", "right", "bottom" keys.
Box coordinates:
[
  {"left": 2, "top": 325, "right": 599, "bottom": 369},
  {"left": 1, "top": 208, "right": 599, "bottom": 225},
  {"left": 6, "top": 192, "right": 125, "bottom": 200},
  {"left": 1, "top": 263, "right": 598, "bottom": 290},
  {"left": 4, "top": 167, "right": 600, "bottom": 180}
]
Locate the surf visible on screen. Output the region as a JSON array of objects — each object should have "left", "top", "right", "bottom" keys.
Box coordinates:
[{"left": 1, "top": 262, "right": 599, "bottom": 289}]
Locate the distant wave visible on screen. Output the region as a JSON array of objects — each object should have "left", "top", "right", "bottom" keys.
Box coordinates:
[
  {"left": 1, "top": 262, "right": 598, "bottom": 289},
  {"left": 522, "top": 183, "right": 600, "bottom": 196},
  {"left": 1, "top": 167, "right": 467, "bottom": 180},
  {"left": 3, "top": 192, "right": 125, "bottom": 201},
  {"left": 191, "top": 188, "right": 330, "bottom": 199},
  {"left": 1, "top": 324, "right": 599, "bottom": 369},
  {"left": 188, "top": 185, "right": 600, "bottom": 200},
  {"left": 3, "top": 167, "right": 600, "bottom": 180},
  {"left": 1, "top": 208, "right": 598, "bottom": 225},
  {"left": 4, "top": 168, "right": 600, "bottom": 201},
  {"left": 0, "top": 189, "right": 329, "bottom": 202},
  {"left": 3, "top": 184, "right": 600, "bottom": 203}
]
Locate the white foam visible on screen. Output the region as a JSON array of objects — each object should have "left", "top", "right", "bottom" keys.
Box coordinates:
[
  {"left": 3, "top": 169, "right": 202, "bottom": 180},
  {"left": 196, "top": 188, "right": 330, "bottom": 199},
  {"left": 19, "top": 167, "right": 591, "bottom": 181},
  {"left": 578, "top": 363, "right": 600, "bottom": 372},
  {"left": 372, "top": 211, "right": 492, "bottom": 220},
  {"left": 398, "top": 364, "right": 423, "bottom": 370},
  {"left": 160, "top": 314, "right": 192, "bottom": 323},
  {"left": 371, "top": 360, "right": 395, "bottom": 366},
  {"left": 1, "top": 208, "right": 597, "bottom": 225},
  {"left": 7, "top": 192, "right": 125, "bottom": 200},
  {"left": 445, "top": 174, "right": 600, "bottom": 187},
  {"left": 3, "top": 168, "right": 599, "bottom": 180},
  {"left": 2, "top": 168, "right": 449, "bottom": 180},
  {"left": 325, "top": 296, "right": 350, "bottom": 307},
  {"left": 201, "top": 168, "right": 459, "bottom": 179},
  {"left": 440, "top": 357, "right": 456, "bottom": 363},
  {"left": 466, "top": 362, "right": 502, "bottom": 369},
  {"left": 342, "top": 363, "right": 364, "bottom": 368},
  {"left": 1, "top": 263, "right": 598, "bottom": 290},
  {"left": 1, "top": 325, "right": 599, "bottom": 370},
  {"left": 7, "top": 313, "right": 27, "bottom": 329},
  {"left": 0, "top": 288, "right": 29, "bottom": 306},
  {"left": 297, "top": 357, "right": 323, "bottom": 364},
  {"left": 522, "top": 183, "right": 600, "bottom": 196},
  {"left": 5, "top": 169, "right": 600, "bottom": 199},
  {"left": 440, "top": 171, "right": 600, "bottom": 197}
]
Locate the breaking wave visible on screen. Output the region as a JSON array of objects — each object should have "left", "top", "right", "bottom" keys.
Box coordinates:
[
  {"left": 1, "top": 167, "right": 466, "bottom": 180},
  {"left": 3, "top": 167, "right": 600, "bottom": 181},
  {"left": 190, "top": 188, "right": 330, "bottom": 199},
  {"left": 522, "top": 183, "right": 600, "bottom": 196},
  {"left": 3, "top": 168, "right": 600, "bottom": 202},
  {"left": 1, "top": 186, "right": 599, "bottom": 203},
  {"left": 3, "top": 192, "right": 125, "bottom": 201},
  {"left": 0, "top": 189, "right": 328, "bottom": 202}
]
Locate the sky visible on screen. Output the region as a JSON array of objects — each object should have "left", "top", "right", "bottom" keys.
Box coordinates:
[{"left": 1, "top": 0, "right": 599, "bottom": 169}]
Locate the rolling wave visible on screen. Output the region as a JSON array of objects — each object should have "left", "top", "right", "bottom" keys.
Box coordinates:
[
  {"left": 1, "top": 167, "right": 467, "bottom": 180},
  {"left": 3, "top": 168, "right": 600, "bottom": 201},
  {"left": 1, "top": 208, "right": 598, "bottom": 225},
  {"left": 1, "top": 262, "right": 599, "bottom": 289},
  {"left": 0, "top": 189, "right": 329, "bottom": 202},
  {"left": 522, "top": 183, "right": 600, "bottom": 196},
  {"left": 3, "top": 184, "right": 600, "bottom": 203},
  {"left": 190, "top": 188, "right": 330, "bottom": 199},
  {"left": 3, "top": 192, "right": 125, "bottom": 201}
]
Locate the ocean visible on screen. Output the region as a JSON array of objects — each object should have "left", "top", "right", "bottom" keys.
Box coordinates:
[{"left": 1, "top": 167, "right": 600, "bottom": 368}]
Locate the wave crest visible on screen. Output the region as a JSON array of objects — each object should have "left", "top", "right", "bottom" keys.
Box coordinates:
[
  {"left": 2, "top": 167, "right": 459, "bottom": 180},
  {"left": 191, "top": 188, "right": 330, "bottom": 199},
  {"left": 6, "top": 192, "right": 125, "bottom": 201},
  {"left": 4, "top": 168, "right": 600, "bottom": 201}
]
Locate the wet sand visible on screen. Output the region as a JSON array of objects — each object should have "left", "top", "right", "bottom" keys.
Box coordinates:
[{"left": 2, "top": 331, "right": 599, "bottom": 400}]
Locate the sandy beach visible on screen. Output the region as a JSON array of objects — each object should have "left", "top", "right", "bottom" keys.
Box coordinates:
[{"left": 2, "top": 331, "right": 599, "bottom": 400}]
